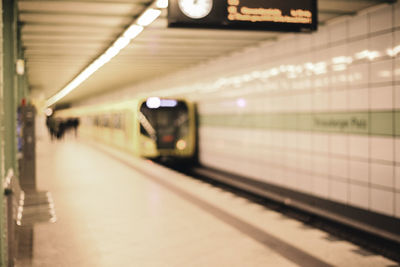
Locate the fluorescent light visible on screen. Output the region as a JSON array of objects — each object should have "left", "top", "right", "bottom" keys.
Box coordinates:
[
  {"left": 123, "top": 25, "right": 144, "bottom": 39},
  {"left": 355, "top": 50, "right": 369, "bottom": 60},
  {"left": 332, "top": 64, "right": 347, "bottom": 72},
  {"left": 355, "top": 50, "right": 380, "bottom": 61},
  {"left": 156, "top": 0, "right": 168, "bottom": 8},
  {"left": 387, "top": 45, "right": 400, "bottom": 57},
  {"left": 236, "top": 98, "right": 246, "bottom": 108},
  {"left": 45, "top": 1, "right": 165, "bottom": 107},
  {"left": 113, "top": 36, "right": 130, "bottom": 50},
  {"left": 394, "top": 45, "right": 400, "bottom": 55},
  {"left": 137, "top": 9, "right": 161, "bottom": 26},
  {"left": 367, "top": 51, "right": 380, "bottom": 60},
  {"left": 332, "top": 56, "right": 352, "bottom": 64},
  {"left": 313, "top": 62, "right": 327, "bottom": 75},
  {"left": 16, "top": 59, "right": 25, "bottom": 75}
]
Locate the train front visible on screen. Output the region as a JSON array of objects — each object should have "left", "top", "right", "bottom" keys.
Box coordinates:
[{"left": 138, "top": 97, "right": 196, "bottom": 161}]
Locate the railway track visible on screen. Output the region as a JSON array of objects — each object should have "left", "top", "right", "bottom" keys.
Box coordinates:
[{"left": 163, "top": 162, "right": 400, "bottom": 263}]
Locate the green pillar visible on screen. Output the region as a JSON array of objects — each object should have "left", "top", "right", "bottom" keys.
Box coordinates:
[
  {"left": 3, "top": 0, "right": 18, "bottom": 173},
  {"left": 2, "top": 0, "right": 18, "bottom": 265},
  {"left": 0, "top": 0, "right": 4, "bottom": 262},
  {"left": 17, "top": 22, "right": 27, "bottom": 104}
]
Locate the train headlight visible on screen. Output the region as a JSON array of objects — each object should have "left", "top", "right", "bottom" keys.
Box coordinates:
[
  {"left": 176, "top": 139, "right": 186, "bottom": 150},
  {"left": 146, "top": 97, "right": 161, "bottom": 109},
  {"left": 45, "top": 108, "right": 53, "bottom": 117}
]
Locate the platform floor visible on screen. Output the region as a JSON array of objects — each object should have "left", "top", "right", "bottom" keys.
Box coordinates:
[{"left": 16, "top": 134, "right": 398, "bottom": 266}]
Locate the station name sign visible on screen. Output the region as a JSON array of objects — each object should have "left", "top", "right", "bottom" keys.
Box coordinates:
[{"left": 168, "top": 0, "right": 317, "bottom": 32}]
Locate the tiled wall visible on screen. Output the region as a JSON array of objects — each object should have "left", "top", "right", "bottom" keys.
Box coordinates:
[{"left": 89, "top": 3, "right": 400, "bottom": 218}]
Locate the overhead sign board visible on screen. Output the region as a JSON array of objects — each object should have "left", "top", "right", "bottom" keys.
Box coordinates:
[{"left": 168, "top": 0, "right": 317, "bottom": 32}]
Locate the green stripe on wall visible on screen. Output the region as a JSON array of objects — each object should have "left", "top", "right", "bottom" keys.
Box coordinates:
[
  {"left": 200, "top": 110, "right": 400, "bottom": 137},
  {"left": 370, "top": 112, "right": 393, "bottom": 136},
  {"left": 396, "top": 111, "right": 400, "bottom": 136}
]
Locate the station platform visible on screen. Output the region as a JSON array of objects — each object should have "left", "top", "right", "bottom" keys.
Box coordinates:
[{"left": 16, "top": 134, "right": 398, "bottom": 266}]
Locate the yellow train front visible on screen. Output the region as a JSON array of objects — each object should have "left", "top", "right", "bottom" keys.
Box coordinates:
[
  {"left": 54, "top": 97, "right": 196, "bottom": 161},
  {"left": 137, "top": 97, "right": 196, "bottom": 160}
]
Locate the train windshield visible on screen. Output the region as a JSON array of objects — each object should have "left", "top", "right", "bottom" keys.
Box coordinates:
[{"left": 139, "top": 100, "right": 189, "bottom": 149}]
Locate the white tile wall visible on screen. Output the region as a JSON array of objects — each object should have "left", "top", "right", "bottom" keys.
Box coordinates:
[
  {"left": 297, "top": 154, "right": 313, "bottom": 173},
  {"left": 370, "top": 86, "right": 394, "bottom": 110},
  {"left": 278, "top": 37, "right": 296, "bottom": 57},
  {"left": 330, "top": 157, "right": 349, "bottom": 179},
  {"left": 394, "top": 1, "right": 400, "bottom": 27},
  {"left": 370, "top": 60, "right": 393, "bottom": 84},
  {"left": 314, "top": 48, "right": 329, "bottom": 65},
  {"left": 396, "top": 30, "right": 400, "bottom": 48},
  {"left": 90, "top": 2, "right": 400, "bottom": 219},
  {"left": 350, "top": 183, "right": 369, "bottom": 209},
  {"left": 395, "top": 2, "right": 400, "bottom": 28},
  {"left": 297, "top": 93, "right": 313, "bottom": 112},
  {"left": 369, "top": 5, "right": 393, "bottom": 33},
  {"left": 313, "top": 155, "right": 330, "bottom": 176},
  {"left": 272, "top": 131, "right": 285, "bottom": 148},
  {"left": 329, "top": 20, "right": 347, "bottom": 44},
  {"left": 370, "top": 137, "right": 394, "bottom": 162},
  {"left": 349, "top": 160, "right": 369, "bottom": 184},
  {"left": 313, "top": 176, "right": 330, "bottom": 198},
  {"left": 370, "top": 162, "right": 394, "bottom": 188},
  {"left": 313, "top": 133, "right": 330, "bottom": 154},
  {"left": 396, "top": 193, "right": 400, "bottom": 218},
  {"left": 330, "top": 89, "right": 348, "bottom": 111},
  {"left": 313, "top": 90, "right": 330, "bottom": 111},
  {"left": 395, "top": 166, "right": 400, "bottom": 191},
  {"left": 312, "top": 28, "right": 329, "bottom": 48},
  {"left": 349, "top": 136, "right": 369, "bottom": 159},
  {"left": 349, "top": 88, "right": 369, "bottom": 110},
  {"left": 280, "top": 132, "right": 291, "bottom": 149},
  {"left": 396, "top": 138, "right": 400, "bottom": 163},
  {"left": 330, "top": 135, "right": 348, "bottom": 156},
  {"left": 330, "top": 180, "right": 348, "bottom": 203},
  {"left": 286, "top": 132, "right": 298, "bottom": 150},
  {"left": 297, "top": 173, "right": 313, "bottom": 194},
  {"left": 314, "top": 76, "right": 330, "bottom": 90},
  {"left": 348, "top": 39, "right": 368, "bottom": 59},
  {"left": 370, "top": 188, "right": 394, "bottom": 216},
  {"left": 348, "top": 64, "right": 369, "bottom": 88},
  {"left": 296, "top": 34, "right": 312, "bottom": 52},
  {"left": 285, "top": 172, "right": 298, "bottom": 190},
  {"left": 348, "top": 13, "right": 368, "bottom": 39},
  {"left": 396, "top": 58, "right": 400, "bottom": 82},
  {"left": 297, "top": 133, "right": 313, "bottom": 151},
  {"left": 369, "top": 33, "right": 393, "bottom": 57},
  {"left": 246, "top": 159, "right": 263, "bottom": 181},
  {"left": 286, "top": 152, "right": 298, "bottom": 170},
  {"left": 395, "top": 86, "right": 400, "bottom": 109},
  {"left": 330, "top": 44, "right": 348, "bottom": 63}
]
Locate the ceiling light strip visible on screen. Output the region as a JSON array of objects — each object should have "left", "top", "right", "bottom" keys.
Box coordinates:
[{"left": 45, "top": 0, "right": 166, "bottom": 107}]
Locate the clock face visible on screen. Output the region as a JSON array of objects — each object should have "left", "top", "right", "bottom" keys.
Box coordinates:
[{"left": 178, "top": 0, "right": 213, "bottom": 19}]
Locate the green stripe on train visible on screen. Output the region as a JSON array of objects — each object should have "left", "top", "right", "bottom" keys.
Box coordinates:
[{"left": 200, "top": 110, "right": 400, "bottom": 137}]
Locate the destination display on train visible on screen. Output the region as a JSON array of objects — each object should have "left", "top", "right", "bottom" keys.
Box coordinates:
[{"left": 168, "top": 0, "right": 317, "bottom": 32}]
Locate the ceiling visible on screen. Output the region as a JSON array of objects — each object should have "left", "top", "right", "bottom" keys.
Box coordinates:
[{"left": 17, "top": 0, "right": 394, "bottom": 107}]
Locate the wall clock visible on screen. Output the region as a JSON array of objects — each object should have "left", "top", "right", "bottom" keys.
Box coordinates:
[{"left": 178, "top": 0, "right": 213, "bottom": 19}]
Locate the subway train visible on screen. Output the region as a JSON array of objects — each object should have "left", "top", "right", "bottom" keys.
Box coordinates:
[{"left": 54, "top": 97, "right": 197, "bottom": 161}]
